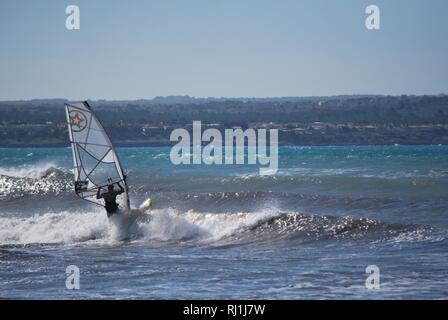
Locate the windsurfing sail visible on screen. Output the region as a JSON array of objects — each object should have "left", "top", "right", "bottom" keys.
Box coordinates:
[{"left": 65, "top": 101, "right": 130, "bottom": 211}]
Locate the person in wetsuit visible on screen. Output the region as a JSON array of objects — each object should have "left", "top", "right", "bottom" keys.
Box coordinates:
[{"left": 96, "top": 183, "right": 125, "bottom": 217}]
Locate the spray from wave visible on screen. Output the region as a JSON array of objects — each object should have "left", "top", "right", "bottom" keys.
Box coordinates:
[
  {"left": 0, "top": 162, "right": 67, "bottom": 179},
  {"left": 0, "top": 207, "right": 279, "bottom": 246},
  {"left": 0, "top": 163, "right": 72, "bottom": 200}
]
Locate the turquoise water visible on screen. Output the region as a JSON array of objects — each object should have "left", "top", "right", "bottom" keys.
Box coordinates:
[{"left": 0, "top": 145, "right": 447, "bottom": 299}]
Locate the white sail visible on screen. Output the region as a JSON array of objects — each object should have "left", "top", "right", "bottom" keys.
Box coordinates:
[{"left": 65, "top": 101, "right": 130, "bottom": 210}]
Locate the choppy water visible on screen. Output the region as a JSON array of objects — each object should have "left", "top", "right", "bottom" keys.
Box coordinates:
[{"left": 0, "top": 145, "right": 447, "bottom": 299}]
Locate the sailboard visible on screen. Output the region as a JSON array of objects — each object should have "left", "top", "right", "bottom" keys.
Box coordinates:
[{"left": 64, "top": 101, "right": 130, "bottom": 211}]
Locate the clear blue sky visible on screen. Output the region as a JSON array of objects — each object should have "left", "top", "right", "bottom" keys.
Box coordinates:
[{"left": 0, "top": 0, "right": 447, "bottom": 100}]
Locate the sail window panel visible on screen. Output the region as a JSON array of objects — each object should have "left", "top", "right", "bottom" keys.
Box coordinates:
[
  {"left": 84, "top": 144, "right": 110, "bottom": 161},
  {"left": 90, "top": 116, "right": 104, "bottom": 133},
  {"left": 102, "top": 150, "right": 116, "bottom": 163},
  {"left": 76, "top": 145, "right": 120, "bottom": 185},
  {"left": 85, "top": 129, "right": 110, "bottom": 150},
  {"left": 88, "top": 162, "right": 122, "bottom": 187},
  {"left": 76, "top": 145, "right": 101, "bottom": 176}
]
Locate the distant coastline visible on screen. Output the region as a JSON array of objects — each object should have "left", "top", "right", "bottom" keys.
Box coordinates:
[
  {"left": 0, "top": 143, "right": 446, "bottom": 149},
  {"left": 1, "top": 95, "right": 447, "bottom": 147}
]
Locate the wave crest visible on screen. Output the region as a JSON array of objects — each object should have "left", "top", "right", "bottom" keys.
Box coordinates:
[
  {"left": 0, "top": 208, "right": 443, "bottom": 247},
  {"left": 0, "top": 164, "right": 72, "bottom": 200},
  {"left": 0, "top": 162, "right": 68, "bottom": 179}
]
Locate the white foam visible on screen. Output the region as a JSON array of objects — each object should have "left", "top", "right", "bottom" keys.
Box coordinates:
[
  {"left": 0, "top": 162, "right": 62, "bottom": 179},
  {"left": 0, "top": 208, "right": 280, "bottom": 246},
  {"left": 386, "top": 228, "right": 445, "bottom": 245},
  {"left": 136, "top": 208, "right": 277, "bottom": 242},
  {"left": 0, "top": 209, "right": 114, "bottom": 245}
]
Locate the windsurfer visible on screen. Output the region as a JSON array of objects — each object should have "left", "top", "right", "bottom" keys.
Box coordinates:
[{"left": 96, "top": 183, "right": 125, "bottom": 217}]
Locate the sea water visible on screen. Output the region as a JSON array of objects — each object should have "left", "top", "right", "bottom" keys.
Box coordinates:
[{"left": 0, "top": 145, "right": 447, "bottom": 299}]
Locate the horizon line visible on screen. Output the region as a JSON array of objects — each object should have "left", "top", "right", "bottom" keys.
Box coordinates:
[{"left": 0, "top": 93, "right": 447, "bottom": 103}]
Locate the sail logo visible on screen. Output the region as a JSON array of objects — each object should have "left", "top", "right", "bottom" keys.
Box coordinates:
[
  {"left": 69, "top": 110, "right": 87, "bottom": 132},
  {"left": 170, "top": 121, "right": 278, "bottom": 175}
]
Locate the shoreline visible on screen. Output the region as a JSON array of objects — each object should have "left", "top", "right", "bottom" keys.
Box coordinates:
[{"left": 0, "top": 142, "right": 445, "bottom": 149}]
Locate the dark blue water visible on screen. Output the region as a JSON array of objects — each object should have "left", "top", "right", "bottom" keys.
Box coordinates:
[{"left": 0, "top": 146, "right": 447, "bottom": 299}]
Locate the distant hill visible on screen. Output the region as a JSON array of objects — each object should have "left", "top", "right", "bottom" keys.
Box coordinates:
[{"left": 0, "top": 95, "right": 447, "bottom": 147}]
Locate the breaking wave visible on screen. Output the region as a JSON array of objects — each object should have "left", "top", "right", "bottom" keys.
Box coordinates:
[
  {"left": 0, "top": 162, "right": 68, "bottom": 179},
  {"left": 0, "top": 208, "right": 444, "bottom": 247},
  {"left": 0, "top": 163, "right": 72, "bottom": 200}
]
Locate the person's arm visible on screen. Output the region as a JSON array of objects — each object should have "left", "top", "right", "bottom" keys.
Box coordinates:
[
  {"left": 96, "top": 187, "right": 102, "bottom": 199},
  {"left": 117, "top": 182, "right": 125, "bottom": 195}
]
